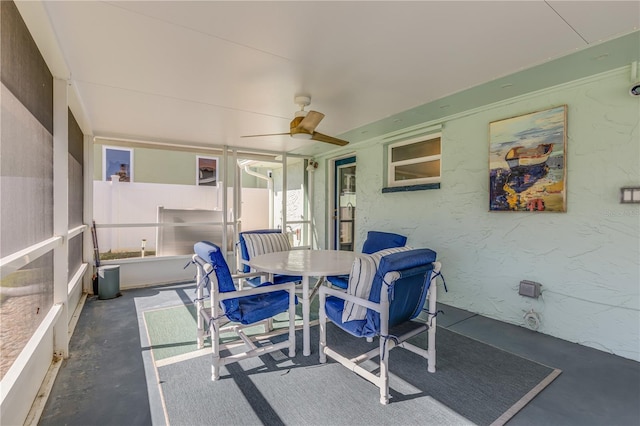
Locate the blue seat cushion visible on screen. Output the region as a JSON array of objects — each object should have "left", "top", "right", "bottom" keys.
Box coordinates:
[
  {"left": 325, "top": 296, "right": 371, "bottom": 337},
  {"left": 228, "top": 285, "right": 293, "bottom": 325},
  {"left": 326, "top": 274, "right": 349, "bottom": 290},
  {"left": 194, "top": 241, "right": 296, "bottom": 324}
]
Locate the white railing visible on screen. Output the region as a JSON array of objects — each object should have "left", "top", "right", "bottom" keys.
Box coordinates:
[{"left": 0, "top": 236, "right": 63, "bottom": 280}]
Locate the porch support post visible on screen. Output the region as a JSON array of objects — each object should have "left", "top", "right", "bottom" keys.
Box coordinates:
[{"left": 53, "top": 77, "right": 69, "bottom": 358}]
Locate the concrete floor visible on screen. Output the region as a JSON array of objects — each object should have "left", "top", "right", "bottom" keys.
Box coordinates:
[{"left": 39, "top": 282, "right": 640, "bottom": 426}]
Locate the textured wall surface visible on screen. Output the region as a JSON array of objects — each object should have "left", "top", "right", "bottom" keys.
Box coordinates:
[
  {"left": 272, "top": 158, "right": 306, "bottom": 219},
  {"left": 316, "top": 69, "right": 640, "bottom": 361}
]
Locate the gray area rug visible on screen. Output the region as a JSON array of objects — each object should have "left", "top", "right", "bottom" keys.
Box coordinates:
[{"left": 150, "top": 322, "right": 560, "bottom": 426}]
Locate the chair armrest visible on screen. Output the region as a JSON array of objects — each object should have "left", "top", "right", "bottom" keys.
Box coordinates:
[
  {"left": 290, "top": 246, "right": 311, "bottom": 251},
  {"left": 231, "top": 271, "right": 267, "bottom": 280},
  {"left": 198, "top": 260, "right": 269, "bottom": 288},
  {"left": 319, "top": 285, "right": 382, "bottom": 313},
  {"left": 218, "top": 281, "right": 297, "bottom": 301}
]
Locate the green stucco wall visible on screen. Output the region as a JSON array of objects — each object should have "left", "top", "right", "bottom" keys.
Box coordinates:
[
  {"left": 133, "top": 148, "right": 195, "bottom": 184},
  {"left": 93, "top": 143, "right": 254, "bottom": 186},
  {"left": 315, "top": 67, "right": 640, "bottom": 362}
]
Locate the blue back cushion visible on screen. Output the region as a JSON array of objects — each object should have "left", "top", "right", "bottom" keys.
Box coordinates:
[
  {"left": 239, "top": 229, "right": 283, "bottom": 273},
  {"left": 362, "top": 231, "right": 407, "bottom": 254},
  {"left": 194, "top": 241, "right": 238, "bottom": 313},
  {"left": 363, "top": 248, "right": 436, "bottom": 335}
]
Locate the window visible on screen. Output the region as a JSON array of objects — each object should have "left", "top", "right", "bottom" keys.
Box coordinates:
[
  {"left": 387, "top": 133, "right": 441, "bottom": 188},
  {"left": 103, "top": 146, "right": 133, "bottom": 182},
  {"left": 196, "top": 156, "right": 218, "bottom": 186}
]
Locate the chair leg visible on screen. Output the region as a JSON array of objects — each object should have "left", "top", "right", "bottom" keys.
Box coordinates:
[
  {"left": 195, "top": 264, "right": 206, "bottom": 349},
  {"left": 211, "top": 321, "right": 221, "bottom": 381},
  {"left": 197, "top": 327, "right": 206, "bottom": 349},
  {"left": 427, "top": 279, "right": 438, "bottom": 373},
  {"left": 379, "top": 340, "right": 390, "bottom": 405},
  {"left": 288, "top": 288, "right": 296, "bottom": 357},
  {"left": 319, "top": 291, "right": 327, "bottom": 364},
  {"left": 427, "top": 327, "right": 436, "bottom": 373}
]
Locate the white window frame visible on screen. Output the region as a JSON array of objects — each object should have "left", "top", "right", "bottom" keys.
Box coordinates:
[
  {"left": 102, "top": 146, "right": 134, "bottom": 182},
  {"left": 196, "top": 156, "right": 219, "bottom": 186},
  {"left": 387, "top": 133, "right": 441, "bottom": 187}
]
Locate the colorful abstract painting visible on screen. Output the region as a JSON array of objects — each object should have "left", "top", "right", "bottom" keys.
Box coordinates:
[{"left": 489, "top": 106, "right": 567, "bottom": 212}]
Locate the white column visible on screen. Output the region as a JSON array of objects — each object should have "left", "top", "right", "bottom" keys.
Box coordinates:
[
  {"left": 83, "top": 134, "right": 94, "bottom": 293},
  {"left": 307, "top": 161, "right": 315, "bottom": 248},
  {"left": 221, "top": 147, "right": 228, "bottom": 261},
  {"left": 268, "top": 175, "right": 274, "bottom": 229},
  {"left": 282, "top": 153, "right": 287, "bottom": 231},
  {"left": 53, "top": 77, "right": 69, "bottom": 358},
  {"left": 232, "top": 150, "right": 239, "bottom": 268},
  {"left": 110, "top": 176, "right": 120, "bottom": 253}
]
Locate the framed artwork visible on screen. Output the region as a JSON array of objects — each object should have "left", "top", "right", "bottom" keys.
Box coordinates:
[
  {"left": 103, "top": 147, "right": 133, "bottom": 182},
  {"left": 489, "top": 105, "right": 567, "bottom": 212},
  {"left": 197, "top": 156, "right": 218, "bottom": 186}
]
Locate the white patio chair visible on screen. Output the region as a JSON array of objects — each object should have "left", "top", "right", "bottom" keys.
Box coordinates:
[
  {"left": 319, "top": 247, "right": 443, "bottom": 404},
  {"left": 192, "top": 241, "right": 297, "bottom": 381}
]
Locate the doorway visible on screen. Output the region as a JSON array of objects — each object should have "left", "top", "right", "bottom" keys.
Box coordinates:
[{"left": 332, "top": 156, "right": 356, "bottom": 251}]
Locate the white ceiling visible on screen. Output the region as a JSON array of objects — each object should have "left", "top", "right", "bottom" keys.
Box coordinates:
[{"left": 32, "top": 1, "right": 640, "bottom": 156}]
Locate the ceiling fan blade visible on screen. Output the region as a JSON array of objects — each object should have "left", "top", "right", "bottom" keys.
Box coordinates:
[
  {"left": 241, "top": 132, "right": 290, "bottom": 138},
  {"left": 311, "top": 132, "right": 349, "bottom": 146},
  {"left": 297, "top": 111, "right": 325, "bottom": 133}
]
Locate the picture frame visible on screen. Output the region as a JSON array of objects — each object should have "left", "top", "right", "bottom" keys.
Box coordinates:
[
  {"left": 489, "top": 105, "right": 567, "bottom": 212},
  {"left": 103, "top": 146, "right": 133, "bottom": 182},
  {"left": 197, "top": 156, "right": 218, "bottom": 186}
]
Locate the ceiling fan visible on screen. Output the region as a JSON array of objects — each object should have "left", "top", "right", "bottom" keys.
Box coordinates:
[{"left": 242, "top": 96, "right": 349, "bottom": 146}]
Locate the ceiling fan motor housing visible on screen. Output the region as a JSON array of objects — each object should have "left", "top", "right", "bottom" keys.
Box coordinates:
[{"left": 290, "top": 116, "right": 312, "bottom": 139}]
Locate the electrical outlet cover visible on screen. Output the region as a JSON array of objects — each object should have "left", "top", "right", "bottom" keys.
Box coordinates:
[{"left": 519, "top": 280, "right": 542, "bottom": 298}]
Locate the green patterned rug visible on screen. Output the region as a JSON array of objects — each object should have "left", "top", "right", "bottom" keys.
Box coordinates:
[{"left": 143, "top": 298, "right": 316, "bottom": 361}]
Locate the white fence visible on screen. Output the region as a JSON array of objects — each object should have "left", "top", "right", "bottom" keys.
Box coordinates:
[{"left": 93, "top": 180, "right": 269, "bottom": 252}]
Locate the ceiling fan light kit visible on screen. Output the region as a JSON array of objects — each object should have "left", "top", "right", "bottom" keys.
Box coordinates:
[
  {"left": 291, "top": 132, "right": 313, "bottom": 140},
  {"left": 242, "top": 95, "right": 349, "bottom": 146}
]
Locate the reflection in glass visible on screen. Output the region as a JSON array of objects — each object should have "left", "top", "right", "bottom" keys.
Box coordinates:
[
  {"left": 197, "top": 157, "right": 218, "bottom": 186},
  {"left": 338, "top": 165, "right": 356, "bottom": 251},
  {"left": 395, "top": 160, "right": 441, "bottom": 181},
  {"left": 285, "top": 223, "right": 305, "bottom": 248},
  {"left": 392, "top": 138, "right": 441, "bottom": 162}
]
